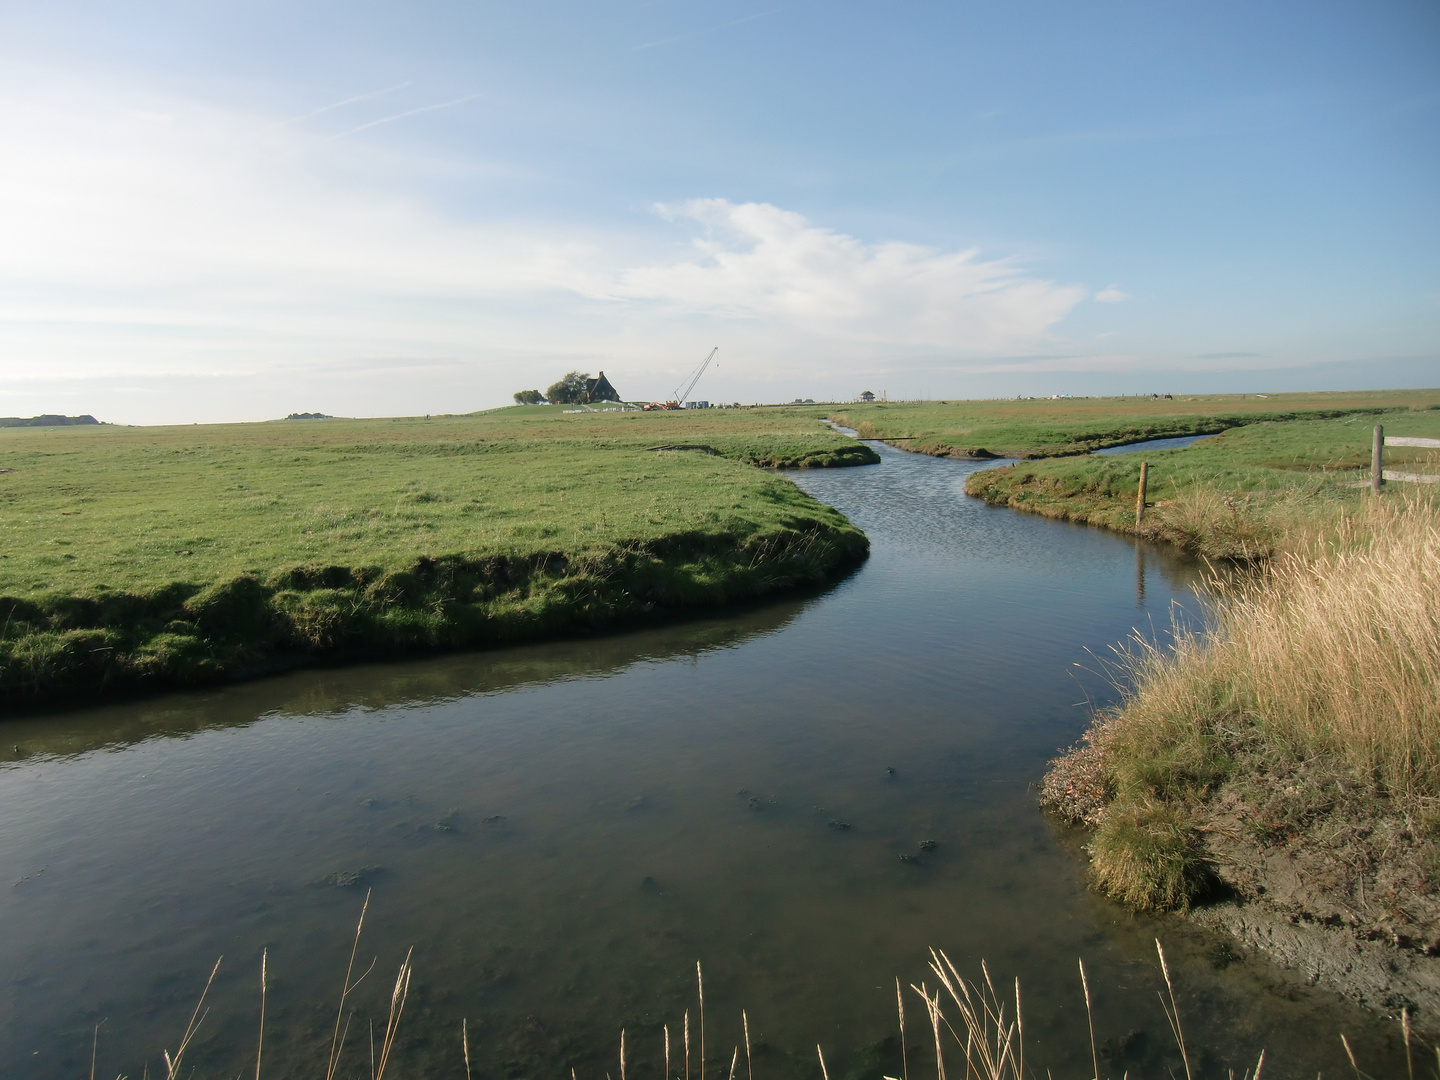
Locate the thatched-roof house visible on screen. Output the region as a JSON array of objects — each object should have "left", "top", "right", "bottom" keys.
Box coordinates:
[{"left": 585, "top": 372, "right": 621, "bottom": 403}]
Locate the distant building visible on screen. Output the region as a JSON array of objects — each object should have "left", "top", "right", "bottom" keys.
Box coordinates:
[
  {"left": 859, "top": 391, "right": 875, "bottom": 402},
  {"left": 683, "top": 400, "right": 711, "bottom": 409},
  {"left": 585, "top": 372, "right": 621, "bottom": 403}
]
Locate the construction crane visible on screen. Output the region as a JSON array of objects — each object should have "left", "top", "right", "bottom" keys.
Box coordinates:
[{"left": 673, "top": 347, "right": 718, "bottom": 407}]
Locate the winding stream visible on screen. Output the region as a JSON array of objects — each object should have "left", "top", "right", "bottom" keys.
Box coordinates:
[{"left": 0, "top": 441, "right": 1405, "bottom": 1079}]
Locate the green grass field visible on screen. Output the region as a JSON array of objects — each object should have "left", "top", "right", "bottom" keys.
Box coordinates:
[
  {"left": 829, "top": 388, "right": 1440, "bottom": 458},
  {"left": 962, "top": 403, "right": 1440, "bottom": 555},
  {"left": 0, "top": 406, "right": 875, "bottom": 704}
]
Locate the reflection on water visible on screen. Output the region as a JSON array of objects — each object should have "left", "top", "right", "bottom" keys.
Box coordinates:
[
  {"left": 0, "top": 443, "right": 1403, "bottom": 1079},
  {"left": 1, "top": 592, "right": 822, "bottom": 764},
  {"left": 1093, "top": 433, "right": 1217, "bottom": 454}
]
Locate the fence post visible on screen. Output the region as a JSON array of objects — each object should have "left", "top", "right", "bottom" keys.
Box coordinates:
[
  {"left": 1372, "top": 425, "right": 1384, "bottom": 495},
  {"left": 1135, "top": 461, "right": 1149, "bottom": 526}
]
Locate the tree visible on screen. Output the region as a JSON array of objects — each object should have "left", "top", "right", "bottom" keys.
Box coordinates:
[
  {"left": 513, "top": 389, "right": 545, "bottom": 405},
  {"left": 545, "top": 372, "right": 590, "bottom": 405}
]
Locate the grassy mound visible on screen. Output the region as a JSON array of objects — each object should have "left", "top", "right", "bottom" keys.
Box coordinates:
[
  {"left": 1042, "top": 495, "right": 1440, "bottom": 929},
  {"left": 0, "top": 407, "right": 874, "bottom": 704},
  {"left": 963, "top": 407, "right": 1440, "bottom": 558}
]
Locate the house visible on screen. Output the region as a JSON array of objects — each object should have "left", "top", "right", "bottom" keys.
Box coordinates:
[
  {"left": 585, "top": 372, "right": 621, "bottom": 403},
  {"left": 859, "top": 391, "right": 876, "bottom": 402}
]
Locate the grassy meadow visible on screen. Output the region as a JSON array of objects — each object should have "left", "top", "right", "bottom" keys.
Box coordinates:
[
  {"left": 0, "top": 406, "right": 875, "bottom": 704},
  {"left": 829, "top": 388, "right": 1438, "bottom": 459},
  {"left": 949, "top": 394, "right": 1440, "bottom": 557}
]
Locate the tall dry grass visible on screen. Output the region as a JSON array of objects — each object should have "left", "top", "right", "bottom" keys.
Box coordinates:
[
  {"left": 93, "top": 903, "right": 1316, "bottom": 1080},
  {"left": 1121, "top": 491, "right": 1439, "bottom": 801},
  {"left": 1063, "top": 490, "right": 1440, "bottom": 910},
  {"left": 1141, "top": 486, "right": 1336, "bottom": 561}
]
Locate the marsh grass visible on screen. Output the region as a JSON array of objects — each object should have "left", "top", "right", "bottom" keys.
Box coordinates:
[
  {"left": 832, "top": 388, "right": 1438, "bottom": 460},
  {"left": 960, "top": 406, "right": 1440, "bottom": 554},
  {"left": 0, "top": 408, "right": 874, "bottom": 703},
  {"left": 1044, "top": 491, "right": 1440, "bottom": 912}
]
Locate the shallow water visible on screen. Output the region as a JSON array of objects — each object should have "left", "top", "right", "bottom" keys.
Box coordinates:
[
  {"left": 1093, "top": 433, "right": 1217, "bottom": 454},
  {"left": 0, "top": 443, "right": 1405, "bottom": 1079}
]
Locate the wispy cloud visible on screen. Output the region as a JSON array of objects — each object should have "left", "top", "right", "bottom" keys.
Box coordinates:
[
  {"left": 280, "top": 82, "right": 410, "bottom": 126},
  {"left": 0, "top": 82, "right": 1090, "bottom": 418},
  {"left": 633, "top": 9, "right": 782, "bottom": 52},
  {"left": 604, "top": 199, "right": 1086, "bottom": 350},
  {"left": 329, "top": 93, "right": 481, "bottom": 139},
  {"left": 1094, "top": 285, "right": 1128, "bottom": 303}
]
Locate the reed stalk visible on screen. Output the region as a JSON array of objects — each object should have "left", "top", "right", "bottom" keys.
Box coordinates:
[
  {"left": 1078, "top": 959, "right": 1096, "bottom": 1080},
  {"left": 162, "top": 955, "right": 221, "bottom": 1080},
  {"left": 255, "top": 948, "right": 266, "bottom": 1080},
  {"left": 1155, "top": 940, "right": 1192, "bottom": 1080},
  {"left": 373, "top": 947, "right": 413, "bottom": 1080},
  {"left": 894, "top": 978, "right": 908, "bottom": 1080},
  {"left": 327, "top": 889, "right": 374, "bottom": 1080}
]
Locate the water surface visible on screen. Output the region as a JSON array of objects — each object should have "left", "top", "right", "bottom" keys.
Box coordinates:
[
  {"left": 1093, "top": 433, "right": 1217, "bottom": 454},
  {"left": 0, "top": 442, "right": 1403, "bottom": 1079}
]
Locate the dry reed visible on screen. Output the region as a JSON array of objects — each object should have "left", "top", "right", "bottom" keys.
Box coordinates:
[
  {"left": 1060, "top": 491, "right": 1440, "bottom": 909},
  {"left": 162, "top": 955, "right": 221, "bottom": 1080},
  {"left": 104, "top": 929, "right": 1310, "bottom": 1080},
  {"left": 1117, "top": 491, "right": 1440, "bottom": 801}
]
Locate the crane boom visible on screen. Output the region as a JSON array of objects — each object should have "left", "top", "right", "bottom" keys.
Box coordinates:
[{"left": 673, "top": 347, "right": 718, "bottom": 406}]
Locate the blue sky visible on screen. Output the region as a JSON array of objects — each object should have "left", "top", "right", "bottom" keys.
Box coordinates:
[{"left": 1, "top": 0, "right": 1436, "bottom": 422}]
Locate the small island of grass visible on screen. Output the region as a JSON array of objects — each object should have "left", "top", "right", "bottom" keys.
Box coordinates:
[{"left": 0, "top": 406, "right": 877, "bottom": 706}]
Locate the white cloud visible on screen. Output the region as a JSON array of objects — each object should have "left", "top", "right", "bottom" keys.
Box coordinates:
[
  {"left": 0, "top": 70, "right": 1088, "bottom": 418},
  {"left": 606, "top": 200, "right": 1086, "bottom": 351},
  {"left": 1094, "top": 285, "right": 1129, "bottom": 303}
]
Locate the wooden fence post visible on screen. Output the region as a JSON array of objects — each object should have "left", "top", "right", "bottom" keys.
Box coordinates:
[
  {"left": 1372, "top": 425, "right": 1384, "bottom": 495},
  {"left": 1135, "top": 461, "right": 1149, "bottom": 526}
]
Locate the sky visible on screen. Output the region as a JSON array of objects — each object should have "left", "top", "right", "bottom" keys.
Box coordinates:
[{"left": 0, "top": 0, "right": 1437, "bottom": 423}]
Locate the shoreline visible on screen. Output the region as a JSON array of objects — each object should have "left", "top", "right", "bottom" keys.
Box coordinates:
[
  {"left": 1, "top": 516, "right": 869, "bottom": 710},
  {"left": 0, "top": 407, "right": 883, "bottom": 711},
  {"left": 864, "top": 428, "right": 1440, "bottom": 1032}
]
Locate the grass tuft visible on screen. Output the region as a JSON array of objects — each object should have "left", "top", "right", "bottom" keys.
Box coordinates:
[
  {"left": 1088, "top": 799, "right": 1212, "bottom": 912},
  {"left": 1046, "top": 491, "right": 1440, "bottom": 915}
]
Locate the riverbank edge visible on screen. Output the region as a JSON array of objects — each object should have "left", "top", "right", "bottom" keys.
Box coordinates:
[
  {"left": 838, "top": 425, "right": 1267, "bottom": 558},
  {"left": 826, "top": 404, "right": 1399, "bottom": 461},
  {"left": 1042, "top": 740, "right": 1440, "bottom": 1034},
  {"left": 857, "top": 431, "right": 1440, "bottom": 1030},
  {"left": 0, "top": 510, "right": 870, "bottom": 711}
]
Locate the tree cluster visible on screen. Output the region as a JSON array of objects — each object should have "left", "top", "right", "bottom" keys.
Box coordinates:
[
  {"left": 513, "top": 372, "right": 593, "bottom": 406},
  {"left": 545, "top": 372, "right": 590, "bottom": 405}
]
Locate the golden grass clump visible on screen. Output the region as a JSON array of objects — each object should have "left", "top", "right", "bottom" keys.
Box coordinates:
[
  {"left": 1200, "top": 492, "right": 1440, "bottom": 801},
  {"left": 1048, "top": 490, "right": 1440, "bottom": 911}
]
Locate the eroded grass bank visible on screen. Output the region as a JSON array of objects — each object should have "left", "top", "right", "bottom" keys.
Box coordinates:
[
  {"left": 964, "top": 409, "right": 1440, "bottom": 558},
  {"left": 1041, "top": 494, "right": 1440, "bottom": 1015},
  {"left": 0, "top": 408, "right": 874, "bottom": 705}
]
